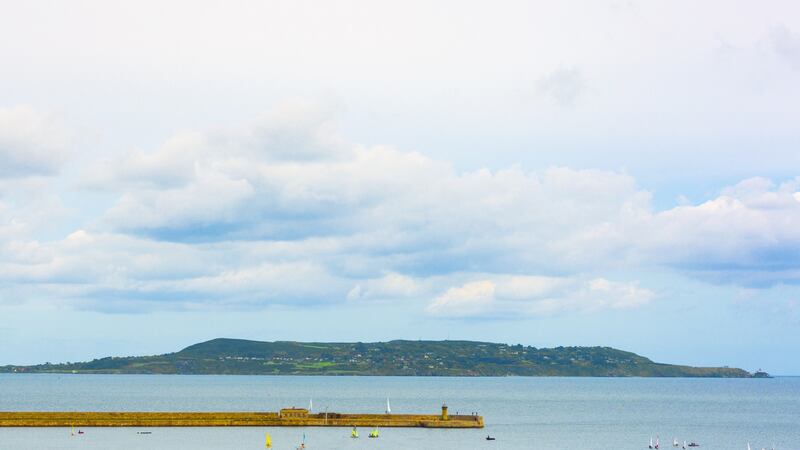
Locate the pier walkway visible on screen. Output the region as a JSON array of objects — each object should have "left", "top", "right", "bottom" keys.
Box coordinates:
[{"left": 0, "top": 406, "right": 484, "bottom": 428}]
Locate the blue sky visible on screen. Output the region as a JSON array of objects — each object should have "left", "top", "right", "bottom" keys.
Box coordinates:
[{"left": 1, "top": 0, "right": 799, "bottom": 374}]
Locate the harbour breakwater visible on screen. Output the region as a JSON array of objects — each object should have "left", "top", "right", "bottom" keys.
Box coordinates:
[{"left": 0, "top": 406, "right": 484, "bottom": 428}]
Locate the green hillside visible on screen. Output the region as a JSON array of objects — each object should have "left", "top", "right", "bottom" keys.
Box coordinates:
[{"left": 1, "top": 338, "right": 753, "bottom": 377}]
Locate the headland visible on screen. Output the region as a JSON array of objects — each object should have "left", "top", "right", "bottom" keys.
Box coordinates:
[{"left": 0, "top": 338, "right": 755, "bottom": 377}]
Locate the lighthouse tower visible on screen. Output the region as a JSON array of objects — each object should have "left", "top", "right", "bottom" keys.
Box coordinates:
[{"left": 441, "top": 403, "right": 448, "bottom": 420}]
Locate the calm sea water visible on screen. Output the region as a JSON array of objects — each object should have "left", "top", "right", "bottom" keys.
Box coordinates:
[{"left": 0, "top": 374, "right": 797, "bottom": 450}]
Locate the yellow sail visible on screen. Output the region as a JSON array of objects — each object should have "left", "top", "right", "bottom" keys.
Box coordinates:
[{"left": 265, "top": 432, "right": 272, "bottom": 448}]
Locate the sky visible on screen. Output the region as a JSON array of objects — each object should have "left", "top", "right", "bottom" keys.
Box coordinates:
[{"left": 1, "top": 0, "right": 799, "bottom": 374}]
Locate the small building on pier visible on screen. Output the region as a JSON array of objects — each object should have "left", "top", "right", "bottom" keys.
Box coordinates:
[{"left": 280, "top": 408, "right": 309, "bottom": 418}]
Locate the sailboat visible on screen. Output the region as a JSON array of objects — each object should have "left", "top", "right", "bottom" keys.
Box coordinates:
[
  {"left": 674, "top": 438, "right": 679, "bottom": 447},
  {"left": 747, "top": 443, "right": 751, "bottom": 450},
  {"left": 683, "top": 441, "right": 687, "bottom": 449},
  {"left": 656, "top": 436, "right": 660, "bottom": 449},
  {"left": 386, "top": 398, "right": 391, "bottom": 414},
  {"left": 369, "top": 428, "right": 379, "bottom": 438},
  {"left": 309, "top": 398, "right": 313, "bottom": 413},
  {"left": 649, "top": 437, "right": 655, "bottom": 449},
  {"left": 351, "top": 427, "right": 359, "bottom": 438},
  {"left": 265, "top": 433, "right": 272, "bottom": 448}
]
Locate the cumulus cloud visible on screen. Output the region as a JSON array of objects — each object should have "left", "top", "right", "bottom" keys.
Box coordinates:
[
  {"left": 75, "top": 108, "right": 800, "bottom": 293},
  {"left": 88, "top": 104, "right": 646, "bottom": 273},
  {"left": 638, "top": 177, "right": 800, "bottom": 286},
  {"left": 104, "top": 167, "right": 258, "bottom": 241},
  {"left": 426, "top": 280, "right": 496, "bottom": 317},
  {"left": 0, "top": 230, "right": 350, "bottom": 312},
  {"left": 0, "top": 106, "right": 70, "bottom": 178},
  {"left": 2, "top": 107, "right": 799, "bottom": 315},
  {"left": 425, "top": 276, "right": 653, "bottom": 318},
  {"left": 82, "top": 99, "right": 350, "bottom": 191},
  {"left": 347, "top": 272, "right": 422, "bottom": 302},
  {"left": 81, "top": 133, "right": 204, "bottom": 190},
  {"left": 0, "top": 177, "right": 69, "bottom": 242}
]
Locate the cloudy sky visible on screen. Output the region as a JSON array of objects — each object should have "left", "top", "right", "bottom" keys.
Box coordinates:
[{"left": 1, "top": 0, "right": 799, "bottom": 373}]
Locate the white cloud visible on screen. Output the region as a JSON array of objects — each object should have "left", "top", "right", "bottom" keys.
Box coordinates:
[
  {"left": 495, "top": 276, "right": 568, "bottom": 300},
  {"left": 176, "top": 261, "right": 348, "bottom": 306},
  {"left": 586, "top": 277, "right": 654, "bottom": 309},
  {"left": 82, "top": 99, "right": 349, "bottom": 191},
  {"left": 1, "top": 107, "right": 798, "bottom": 315},
  {"left": 0, "top": 230, "right": 349, "bottom": 311},
  {"left": 0, "top": 178, "right": 69, "bottom": 241},
  {"left": 87, "top": 104, "right": 647, "bottom": 276},
  {"left": 103, "top": 165, "right": 257, "bottom": 238},
  {"left": 73, "top": 109, "right": 800, "bottom": 292},
  {"left": 425, "top": 276, "right": 654, "bottom": 318},
  {"left": 0, "top": 106, "right": 70, "bottom": 178},
  {"left": 426, "top": 281, "right": 496, "bottom": 317},
  {"left": 346, "top": 272, "right": 422, "bottom": 302},
  {"left": 637, "top": 177, "right": 800, "bottom": 286},
  {"left": 81, "top": 133, "right": 204, "bottom": 190}
]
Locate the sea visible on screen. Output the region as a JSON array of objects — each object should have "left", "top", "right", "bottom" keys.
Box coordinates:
[{"left": 0, "top": 374, "right": 797, "bottom": 450}]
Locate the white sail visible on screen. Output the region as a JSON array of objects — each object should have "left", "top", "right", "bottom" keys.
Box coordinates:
[
  {"left": 747, "top": 442, "right": 751, "bottom": 450},
  {"left": 308, "top": 398, "right": 313, "bottom": 413},
  {"left": 386, "top": 398, "right": 391, "bottom": 414}
]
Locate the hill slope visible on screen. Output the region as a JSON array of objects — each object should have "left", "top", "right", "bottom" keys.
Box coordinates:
[{"left": 1, "top": 338, "right": 752, "bottom": 377}]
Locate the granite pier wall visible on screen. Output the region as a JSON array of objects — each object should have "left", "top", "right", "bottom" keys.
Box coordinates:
[{"left": 0, "top": 412, "right": 484, "bottom": 428}]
